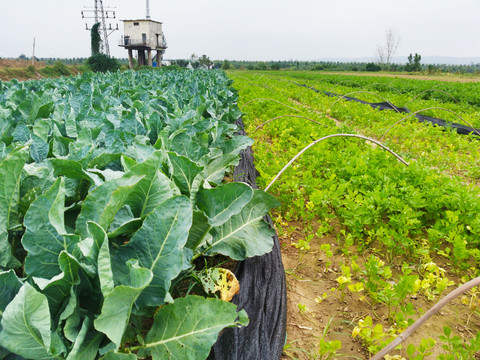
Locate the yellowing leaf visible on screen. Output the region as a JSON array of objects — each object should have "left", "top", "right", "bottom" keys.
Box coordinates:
[{"left": 198, "top": 268, "right": 240, "bottom": 302}]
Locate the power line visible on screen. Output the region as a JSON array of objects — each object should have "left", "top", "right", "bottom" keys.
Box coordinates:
[{"left": 81, "top": 0, "right": 118, "bottom": 56}]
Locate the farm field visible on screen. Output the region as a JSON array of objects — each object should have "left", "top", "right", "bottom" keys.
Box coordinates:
[
  {"left": 228, "top": 70, "right": 480, "bottom": 359},
  {"left": 0, "top": 69, "right": 282, "bottom": 359}
]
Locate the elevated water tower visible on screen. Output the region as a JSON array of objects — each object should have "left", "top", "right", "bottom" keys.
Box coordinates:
[{"left": 119, "top": 0, "right": 167, "bottom": 68}]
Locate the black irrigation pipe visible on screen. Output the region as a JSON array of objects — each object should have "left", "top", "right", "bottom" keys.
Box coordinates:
[
  {"left": 296, "top": 83, "right": 480, "bottom": 138},
  {"left": 208, "top": 119, "right": 287, "bottom": 360}
]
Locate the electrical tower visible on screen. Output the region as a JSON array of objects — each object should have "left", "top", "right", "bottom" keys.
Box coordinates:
[
  {"left": 81, "top": 0, "right": 118, "bottom": 56},
  {"left": 146, "top": 0, "right": 151, "bottom": 19}
]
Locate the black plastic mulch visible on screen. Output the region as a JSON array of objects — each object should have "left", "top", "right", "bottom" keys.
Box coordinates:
[
  {"left": 298, "top": 83, "right": 480, "bottom": 137},
  {"left": 208, "top": 119, "right": 288, "bottom": 360}
]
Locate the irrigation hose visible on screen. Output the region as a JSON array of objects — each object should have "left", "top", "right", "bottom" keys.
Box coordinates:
[
  {"left": 253, "top": 115, "right": 328, "bottom": 133},
  {"left": 265, "top": 134, "right": 409, "bottom": 192},
  {"left": 371, "top": 276, "right": 480, "bottom": 360}
]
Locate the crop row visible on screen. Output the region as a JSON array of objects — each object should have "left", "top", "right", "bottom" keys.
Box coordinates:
[
  {"left": 0, "top": 70, "right": 278, "bottom": 359},
  {"left": 230, "top": 71, "right": 480, "bottom": 358},
  {"left": 236, "top": 72, "right": 480, "bottom": 181},
  {"left": 274, "top": 71, "right": 480, "bottom": 108}
]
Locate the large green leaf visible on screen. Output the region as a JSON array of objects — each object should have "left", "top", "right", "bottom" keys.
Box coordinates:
[
  {"left": 111, "top": 196, "right": 192, "bottom": 306},
  {"left": 50, "top": 158, "right": 103, "bottom": 187},
  {"left": 169, "top": 133, "right": 209, "bottom": 162},
  {"left": 125, "top": 151, "right": 178, "bottom": 218},
  {"left": 22, "top": 178, "right": 81, "bottom": 278},
  {"left": 65, "top": 317, "right": 103, "bottom": 360},
  {"left": 33, "top": 251, "right": 80, "bottom": 316},
  {"left": 30, "top": 134, "right": 49, "bottom": 163},
  {"left": 202, "top": 190, "right": 280, "bottom": 260},
  {"left": 33, "top": 119, "right": 52, "bottom": 141},
  {"left": 100, "top": 352, "right": 137, "bottom": 360},
  {"left": 94, "top": 261, "right": 152, "bottom": 348},
  {"left": 197, "top": 182, "right": 253, "bottom": 226},
  {"left": 73, "top": 221, "right": 109, "bottom": 278},
  {"left": 0, "top": 270, "right": 22, "bottom": 315},
  {"left": 65, "top": 107, "right": 78, "bottom": 139},
  {"left": 185, "top": 210, "right": 211, "bottom": 251},
  {"left": 75, "top": 176, "right": 143, "bottom": 239},
  {"left": 203, "top": 153, "right": 239, "bottom": 186},
  {"left": 0, "top": 147, "right": 28, "bottom": 269},
  {"left": 219, "top": 135, "right": 253, "bottom": 156},
  {"left": 0, "top": 283, "right": 53, "bottom": 359},
  {"left": 96, "top": 223, "right": 114, "bottom": 295},
  {"left": 167, "top": 152, "right": 204, "bottom": 197},
  {"left": 139, "top": 296, "right": 248, "bottom": 360}
]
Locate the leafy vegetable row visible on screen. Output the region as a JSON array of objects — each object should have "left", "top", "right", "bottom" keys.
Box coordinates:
[
  {"left": 230, "top": 71, "right": 480, "bottom": 357},
  {"left": 0, "top": 69, "right": 278, "bottom": 359},
  {"left": 276, "top": 71, "right": 480, "bottom": 108}
]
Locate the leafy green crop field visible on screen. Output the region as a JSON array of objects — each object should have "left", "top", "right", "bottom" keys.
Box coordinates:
[
  {"left": 229, "top": 70, "right": 480, "bottom": 359},
  {"left": 0, "top": 69, "right": 279, "bottom": 359}
]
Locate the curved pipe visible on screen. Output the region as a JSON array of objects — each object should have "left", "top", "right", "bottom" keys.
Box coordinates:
[
  {"left": 372, "top": 276, "right": 480, "bottom": 360},
  {"left": 329, "top": 91, "right": 401, "bottom": 113},
  {"left": 253, "top": 115, "right": 328, "bottom": 133},
  {"left": 265, "top": 134, "right": 409, "bottom": 192},
  {"left": 380, "top": 107, "right": 480, "bottom": 139},
  {"left": 240, "top": 98, "right": 300, "bottom": 112},
  {"left": 405, "top": 89, "right": 459, "bottom": 106}
]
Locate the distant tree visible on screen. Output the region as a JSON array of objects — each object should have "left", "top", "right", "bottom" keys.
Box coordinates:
[
  {"left": 198, "top": 55, "right": 213, "bottom": 69},
  {"left": 366, "top": 62, "right": 382, "bottom": 72},
  {"left": 175, "top": 59, "right": 189, "bottom": 67},
  {"left": 376, "top": 29, "right": 400, "bottom": 68},
  {"left": 18, "top": 54, "right": 28, "bottom": 60},
  {"left": 91, "top": 23, "right": 101, "bottom": 55},
  {"left": 255, "top": 62, "right": 268, "bottom": 70},
  {"left": 221, "top": 59, "right": 232, "bottom": 70},
  {"left": 406, "top": 53, "right": 422, "bottom": 72},
  {"left": 427, "top": 64, "right": 437, "bottom": 74}
]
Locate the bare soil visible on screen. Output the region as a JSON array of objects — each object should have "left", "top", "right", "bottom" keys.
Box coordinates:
[
  {"left": 278, "top": 219, "right": 480, "bottom": 359},
  {"left": 0, "top": 59, "right": 46, "bottom": 68}
]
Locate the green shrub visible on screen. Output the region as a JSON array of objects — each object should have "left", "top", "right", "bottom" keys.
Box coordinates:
[
  {"left": 38, "top": 66, "right": 57, "bottom": 77},
  {"left": 158, "top": 64, "right": 183, "bottom": 71},
  {"left": 85, "top": 53, "right": 120, "bottom": 73},
  {"left": 53, "top": 61, "right": 72, "bottom": 76},
  {"left": 26, "top": 65, "right": 36, "bottom": 75}
]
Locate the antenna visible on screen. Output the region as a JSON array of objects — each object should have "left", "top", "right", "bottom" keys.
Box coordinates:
[
  {"left": 146, "top": 0, "right": 151, "bottom": 19},
  {"left": 82, "top": 0, "right": 118, "bottom": 56}
]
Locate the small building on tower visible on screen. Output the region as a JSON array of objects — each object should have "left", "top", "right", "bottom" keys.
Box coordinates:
[{"left": 119, "top": 19, "right": 167, "bottom": 68}]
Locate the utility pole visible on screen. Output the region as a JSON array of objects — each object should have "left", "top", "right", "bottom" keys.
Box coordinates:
[
  {"left": 31, "top": 37, "right": 35, "bottom": 66},
  {"left": 81, "top": 0, "right": 118, "bottom": 56}
]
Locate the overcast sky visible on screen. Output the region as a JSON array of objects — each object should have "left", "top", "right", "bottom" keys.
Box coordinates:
[{"left": 0, "top": 0, "right": 479, "bottom": 62}]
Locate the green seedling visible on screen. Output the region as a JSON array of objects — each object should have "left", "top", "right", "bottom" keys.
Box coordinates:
[
  {"left": 297, "top": 303, "right": 308, "bottom": 314},
  {"left": 315, "top": 317, "right": 342, "bottom": 360},
  {"left": 406, "top": 338, "right": 436, "bottom": 360},
  {"left": 320, "top": 243, "right": 333, "bottom": 272},
  {"left": 336, "top": 265, "right": 352, "bottom": 302}
]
